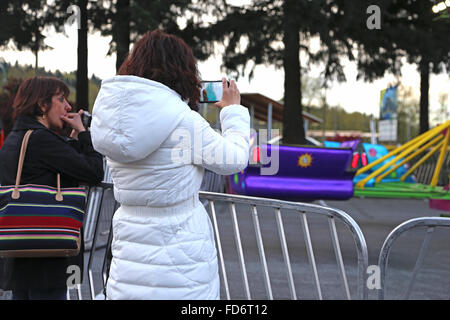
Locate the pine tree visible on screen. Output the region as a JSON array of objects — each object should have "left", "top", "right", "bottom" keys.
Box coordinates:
[
  {"left": 353, "top": 0, "right": 450, "bottom": 134},
  {"left": 89, "top": 0, "right": 215, "bottom": 71},
  {"left": 202, "top": 0, "right": 360, "bottom": 144},
  {"left": 0, "top": 0, "right": 52, "bottom": 71}
]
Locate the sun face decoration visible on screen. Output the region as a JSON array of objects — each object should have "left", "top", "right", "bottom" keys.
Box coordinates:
[{"left": 297, "top": 153, "right": 313, "bottom": 168}]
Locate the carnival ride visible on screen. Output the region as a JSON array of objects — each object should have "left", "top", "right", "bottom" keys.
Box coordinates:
[
  {"left": 226, "top": 93, "right": 359, "bottom": 202},
  {"left": 353, "top": 120, "right": 450, "bottom": 203},
  {"left": 219, "top": 91, "right": 449, "bottom": 204},
  {"left": 324, "top": 139, "right": 416, "bottom": 187},
  {"left": 227, "top": 121, "right": 449, "bottom": 204},
  {"left": 227, "top": 135, "right": 356, "bottom": 201}
]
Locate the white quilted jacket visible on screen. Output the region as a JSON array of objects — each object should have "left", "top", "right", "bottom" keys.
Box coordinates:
[{"left": 90, "top": 75, "right": 250, "bottom": 299}]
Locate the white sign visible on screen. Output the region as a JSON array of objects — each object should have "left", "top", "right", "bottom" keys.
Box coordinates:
[{"left": 378, "top": 119, "right": 397, "bottom": 141}]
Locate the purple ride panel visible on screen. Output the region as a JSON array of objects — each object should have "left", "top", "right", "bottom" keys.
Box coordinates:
[{"left": 229, "top": 144, "right": 355, "bottom": 201}]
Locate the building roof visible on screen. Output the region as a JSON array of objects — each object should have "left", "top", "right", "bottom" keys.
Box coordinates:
[{"left": 240, "top": 93, "right": 323, "bottom": 124}]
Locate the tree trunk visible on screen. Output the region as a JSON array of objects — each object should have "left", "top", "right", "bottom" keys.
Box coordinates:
[
  {"left": 321, "top": 98, "right": 327, "bottom": 141},
  {"left": 115, "top": 0, "right": 131, "bottom": 72},
  {"left": 419, "top": 57, "right": 429, "bottom": 134},
  {"left": 76, "top": 0, "right": 89, "bottom": 111},
  {"left": 34, "top": 49, "right": 38, "bottom": 72},
  {"left": 282, "top": 0, "right": 305, "bottom": 145}
]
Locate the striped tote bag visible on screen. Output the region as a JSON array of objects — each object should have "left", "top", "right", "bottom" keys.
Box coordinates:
[{"left": 0, "top": 130, "right": 87, "bottom": 258}]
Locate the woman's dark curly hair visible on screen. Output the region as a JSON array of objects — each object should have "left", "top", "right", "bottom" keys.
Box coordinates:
[{"left": 118, "top": 30, "right": 201, "bottom": 110}]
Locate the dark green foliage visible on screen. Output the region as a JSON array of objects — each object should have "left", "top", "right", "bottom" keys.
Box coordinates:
[
  {"left": 0, "top": 77, "right": 22, "bottom": 137},
  {"left": 0, "top": 0, "right": 53, "bottom": 68},
  {"left": 2, "top": 0, "right": 447, "bottom": 141},
  {"left": 0, "top": 62, "right": 101, "bottom": 117},
  {"left": 200, "top": 0, "right": 360, "bottom": 144},
  {"left": 89, "top": 0, "right": 220, "bottom": 70},
  {"left": 353, "top": 0, "right": 450, "bottom": 133},
  {"left": 197, "top": 0, "right": 449, "bottom": 142}
]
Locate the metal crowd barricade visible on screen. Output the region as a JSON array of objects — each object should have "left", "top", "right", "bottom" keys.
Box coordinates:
[
  {"left": 66, "top": 181, "right": 117, "bottom": 300},
  {"left": 84, "top": 160, "right": 113, "bottom": 248},
  {"left": 77, "top": 182, "right": 368, "bottom": 300},
  {"left": 200, "top": 192, "right": 369, "bottom": 300},
  {"left": 85, "top": 182, "right": 118, "bottom": 300},
  {"left": 200, "top": 169, "right": 226, "bottom": 193},
  {"left": 378, "top": 217, "right": 450, "bottom": 300}
]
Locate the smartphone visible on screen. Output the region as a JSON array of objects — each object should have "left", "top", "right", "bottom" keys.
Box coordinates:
[
  {"left": 199, "top": 80, "right": 226, "bottom": 103},
  {"left": 81, "top": 111, "right": 92, "bottom": 128}
]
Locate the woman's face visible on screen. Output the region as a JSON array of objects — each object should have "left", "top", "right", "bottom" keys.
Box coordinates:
[{"left": 44, "top": 92, "right": 72, "bottom": 131}]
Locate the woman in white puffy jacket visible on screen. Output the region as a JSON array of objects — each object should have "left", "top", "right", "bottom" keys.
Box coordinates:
[{"left": 90, "top": 30, "right": 250, "bottom": 300}]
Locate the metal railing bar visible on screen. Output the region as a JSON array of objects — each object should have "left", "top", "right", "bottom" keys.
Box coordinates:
[
  {"left": 251, "top": 205, "right": 273, "bottom": 299},
  {"left": 300, "top": 212, "right": 322, "bottom": 300},
  {"left": 275, "top": 208, "right": 297, "bottom": 300},
  {"left": 230, "top": 202, "right": 251, "bottom": 300},
  {"left": 102, "top": 200, "right": 119, "bottom": 290},
  {"left": 87, "top": 186, "right": 107, "bottom": 300},
  {"left": 319, "top": 200, "right": 353, "bottom": 300},
  {"left": 98, "top": 184, "right": 361, "bottom": 230},
  {"left": 209, "top": 200, "right": 231, "bottom": 300},
  {"left": 84, "top": 187, "right": 96, "bottom": 243},
  {"left": 328, "top": 216, "right": 351, "bottom": 300},
  {"left": 85, "top": 187, "right": 103, "bottom": 248},
  {"left": 102, "top": 221, "right": 113, "bottom": 288},
  {"left": 404, "top": 227, "right": 434, "bottom": 300},
  {"left": 199, "top": 191, "right": 340, "bottom": 218},
  {"left": 67, "top": 283, "right": 83, "bottom": 301},
  {"left": 76, "top": 284, "right": 82, "bottom": 300}
]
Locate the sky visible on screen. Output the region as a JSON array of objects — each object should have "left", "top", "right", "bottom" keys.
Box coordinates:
[{"left": 0, "top": 1, "right": 449, "bottom": 121}]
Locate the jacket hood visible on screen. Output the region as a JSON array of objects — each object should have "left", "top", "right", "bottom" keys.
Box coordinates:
[{"left": 91, "top": 75, "right": 190, "bottom": 163}]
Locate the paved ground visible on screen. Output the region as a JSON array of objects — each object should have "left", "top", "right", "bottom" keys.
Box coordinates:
[{"left": 1, "top": 193, "right": 449, "bottom": 300}]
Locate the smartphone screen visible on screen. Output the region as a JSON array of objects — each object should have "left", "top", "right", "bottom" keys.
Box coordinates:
[{"left": 199, "top": 81, "right": 223, "bottom": 103}]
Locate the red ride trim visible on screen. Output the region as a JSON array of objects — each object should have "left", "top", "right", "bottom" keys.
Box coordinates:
[{"left": 351, "top": 153, "right": 359, "bottom": 168}]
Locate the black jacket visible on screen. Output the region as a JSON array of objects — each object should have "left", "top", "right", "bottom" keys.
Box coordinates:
[{"left": 0, "top": 115, "right": 104, "bottom": 290}]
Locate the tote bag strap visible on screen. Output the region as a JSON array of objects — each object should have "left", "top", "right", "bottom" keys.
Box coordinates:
[{"left": 12, "top": 129, "right": 63, "bottom": 201}]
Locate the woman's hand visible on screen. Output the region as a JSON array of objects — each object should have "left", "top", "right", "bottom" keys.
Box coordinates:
[
  {"left": 61, "top": 110, "right": 86, "bottom": 139},
  {"left": 214, "top": 78, "right": 241, "bottom": 108}
]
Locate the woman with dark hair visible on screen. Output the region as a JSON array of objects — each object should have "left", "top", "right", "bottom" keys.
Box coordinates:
[
  {"left": 91, "top": 30, "right": 250, "bottom": 300},
  {"left": 0, "top": 76, "right": 104, "bottom": 300}
]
